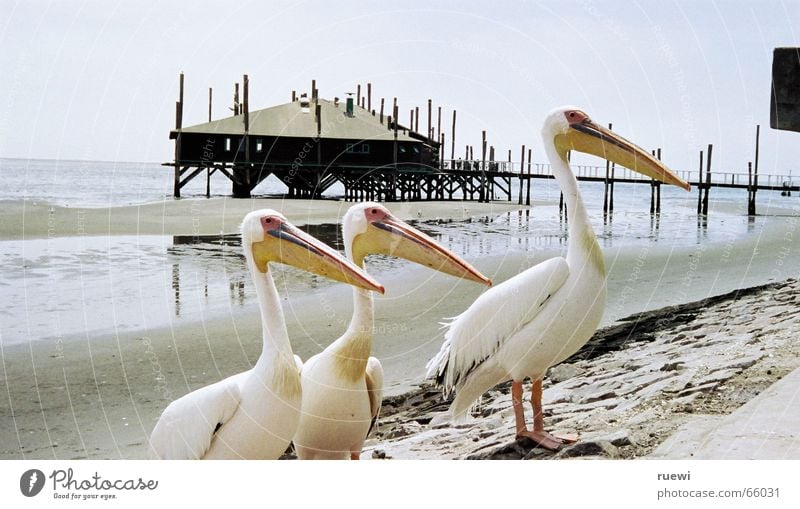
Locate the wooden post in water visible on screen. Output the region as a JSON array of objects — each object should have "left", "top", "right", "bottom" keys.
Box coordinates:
[
  {"left": 174, "top": 72, "right": 184, "bottom": 198},
  {"left": 357, "top": 84, "right": 361, "bottom": 106},
  {"left": 291, "top": 90, "right": 296, "bottom": 102},
  {"left": 702, "top": 144, "right": 713, "bottom": 215},
  {"left": 696, "top": 150, "right": 704, "bottom": 214},
  {"left": 656, "top": 148, "right": 662, "bottom": 213},
  {"left": 379, "top": 98, "right": 385, "bottom": 123},
  {"left": 367, "top": 83, "right": 371, "bottom": 112},
  {"left": 748, "top": 161, "right": 755, "bottom": 215},
  {"left": 752, "top": 125, "right": 760, "bottom": 215},
  {"left": 440, "top": 133, "right": 445, "bottom": 169},
  {"left": 243, "top": 74, "right": 250, "bottom": 153},
  {"left": 526, "top": 148, "right": 532, "bottom": 206},
  {"left": 650, "top": 150, "right": 656, "bottom": 214},
  {"left": 489, "top": 145, "right": 496, "bottom": 200},
  {"left": 233, "top": 82, "right": 240, "bottom": 116},
  {"left": 518, "top": 145, "right": 525, "bottom": 205},
  {"left": 427, "top": 100, "right": 432, "bottom": 141},
  {"left": 311, "top": 79, "right": 317, "bottom": 102},
  {"left": 392, "top": 99, "right": 398, "bottom": 165},
  {"left": 481, "top": 131, "right": 487, "bottom": 202},
  {"left": 451, "top": 110, "right": 457, "bottom": 161},
  {"left": 609, "top": 161, "right": 615, "bottom": 212},
  {"left": 603, "top": 123, "right": 612, "bottom": 214},
  {"left": 415, "top": 106, "right": 419, "bottom": 133},
  {"left": 205, "top": 75, "right": 214, "bottom": 200},
  {"left": 437, "top": 106, "right": 442, "bottom": 142}
]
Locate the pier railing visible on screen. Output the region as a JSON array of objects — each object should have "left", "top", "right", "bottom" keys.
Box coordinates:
[{"left": 441, "top": 159, "right": 794, "bottom": 190}]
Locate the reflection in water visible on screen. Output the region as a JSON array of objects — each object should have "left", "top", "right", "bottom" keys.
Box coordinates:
[{"left": 164, "top": 206, "right": 739, "bottom": 318}]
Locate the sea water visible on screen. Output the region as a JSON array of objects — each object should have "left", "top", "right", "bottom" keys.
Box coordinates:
[{"left": 1, "top": 158, "right": 799, "bottom": 354}]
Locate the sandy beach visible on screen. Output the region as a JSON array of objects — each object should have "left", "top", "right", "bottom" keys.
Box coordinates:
[{"left": 2, "top": 196, "right": 800, "bottom": 460}]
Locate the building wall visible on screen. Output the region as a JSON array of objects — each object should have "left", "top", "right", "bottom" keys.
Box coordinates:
[{"left": 176, "top": 133, "right": 438, "bottom": 170}]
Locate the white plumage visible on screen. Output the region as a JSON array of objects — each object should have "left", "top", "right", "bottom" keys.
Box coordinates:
[
  {"left": 293, "top": 202, "right": 490, "bottom": 459},
  {"left": 148, "top": 210, "right": 381, "bottom": 459},
  {"left": 427, "top": 107, "right": 689, "bottom": 448}
]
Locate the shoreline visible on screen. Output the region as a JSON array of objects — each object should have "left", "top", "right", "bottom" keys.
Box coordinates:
[{"left": 0, "top": 197, "right": 527, "bottom": 240}]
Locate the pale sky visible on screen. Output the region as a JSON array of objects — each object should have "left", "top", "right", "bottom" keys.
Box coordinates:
[{"left": 1, "top": 0, "right": 798, "bottom": 176}]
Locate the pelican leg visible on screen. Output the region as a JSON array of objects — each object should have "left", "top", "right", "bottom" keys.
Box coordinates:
[
  {"left": 350, "top": 451, "right": 360, "bottom": 460},
  {"left": 514, "top": 379, "right": 574, "bottom": 450},
  {"left": 531, "top": 379, "right": 578, "bottom": 448}
]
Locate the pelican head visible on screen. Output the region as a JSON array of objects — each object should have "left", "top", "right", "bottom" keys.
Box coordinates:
[
  {"left": 242, "top": 209, "right": 384, "bottom": 293},
  {"left": 342, "top": 202, "right": 491, "bottom": 286},
  {"left": 543, "top": 106, "right": 690, "bottom": 191}
]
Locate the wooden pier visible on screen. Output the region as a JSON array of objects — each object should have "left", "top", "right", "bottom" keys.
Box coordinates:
[{"left": 167, "top": 73, "right": 794, "bottom": 216}]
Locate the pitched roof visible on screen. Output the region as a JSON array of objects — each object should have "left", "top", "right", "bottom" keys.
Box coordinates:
[{"left": 173, "top": 99, "right": 421, "bottom": 142}]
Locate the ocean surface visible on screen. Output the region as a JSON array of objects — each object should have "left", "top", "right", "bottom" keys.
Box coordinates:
[{"left": 2, "top": 157, "right": 800, "bottom": 393}]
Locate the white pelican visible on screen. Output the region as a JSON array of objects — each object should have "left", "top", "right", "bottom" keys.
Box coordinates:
[
  {"left": 426, "top": 107, "right": 690, "bottom": 450},
  {"left": 293, "top": 203, "right": 491, "bottom": 459},
  {"left": 148, "top": 210, "right": 383, "bottom": 459}
]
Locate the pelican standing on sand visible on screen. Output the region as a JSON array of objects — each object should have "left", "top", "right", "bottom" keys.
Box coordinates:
[
  {"left": 293, "top": 203, "right": 492, "bottom": 459},
  {"left": 148, "top": 210, "right": 383, "bottom": 459},
  {"left": 426, "top": 107, "right": 690, "bottom": 450}
]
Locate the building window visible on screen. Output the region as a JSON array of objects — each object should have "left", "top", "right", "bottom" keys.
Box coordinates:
[
  {"left": 347, "top": 143, "right": 370, "bottom": 154},
  {"left": 225, "top": 138, "right": 231, "bottom": 151},
  {"left": 256, "top": 139, "right": 263, "bottom": 152}
]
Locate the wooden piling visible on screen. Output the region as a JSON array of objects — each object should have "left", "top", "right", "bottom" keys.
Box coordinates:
[
  {"left": 752, "top": 125, "right": 760, "bottom": 215},
  {"left": 526, "top": 148, "right": 532, "bottom": 206},
  {"left": 650, "top": 150, "right": 656, "bottom": 214},
  {"left": 696, "top": 150, "right": 704, "bottom": 214},
  {"left": 410, "top": 109, "right": 414, "bottom": 131},
  {"left": 656, "top": 148, "right": 662, "bottom": 213},
  {"left": 427, "top": 100, "right": 432, "bottom": 141},
  {"left": 243, "top": 74, "right": 250, "bottom": 163},
  {"left": 292, "top": 90, "right": 296, "bottom": 102},
  {"left": 173, "top": 72, "right": 184, "bottom": 198},
  {"left": 702, "top": 144, "right": 713, "bottom": 215},
  {"left": 311, "top": 79, "right": 317, "bottom": 102},
  {"left": 379, "top": 98, "right": 385, "bottom": 123},
  {"left": 357, "top": 84, "right": 361, "bottom": 106},
  {"left": 393, "top": 100, "right": 399, "bottom": 164},
  {"left": 208, "top": 87, "right": 212, "bottom": 122},
  {"left": 415, "top": 106, "right": 419, "bottom": 133},
  {"left": 367, "top": 83, "right": 371, "bottom": 112},
  {"left": 451, "top": 110, "right": 457, "bottom": 160},
  {"left": 518, "top": 145, "right": 525, "bottom": 205},
  {"left": 603, "top": 123, "right": 612, "bottom": 214},
  {"left": 481, "top": 131, "right": 487, "bottom": 202},
  {"left": 440, "top": 133, "right": 445, "bottom": 168},
  {"left": 437, "top": 106, "right": 442, "bottom": 141},
  {"left": 234, "top": 82, "right": 240, "bottom": 116},
  {"left": 748, "top": 161, "right": 755, "bottom": 215}
]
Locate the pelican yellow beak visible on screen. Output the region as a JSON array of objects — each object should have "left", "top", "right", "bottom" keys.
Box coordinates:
[
  {"left": 353, "top": 214, "right": 492, "bottom": 286},
  {"left": 556, "top": 112, "right": 690, "bottom": 191},
  {"left": 252, "top": 219, "right": 385, "bottom": 294}
]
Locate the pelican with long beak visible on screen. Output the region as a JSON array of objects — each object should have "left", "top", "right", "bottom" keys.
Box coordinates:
[
  {"left": 148, "top": 209, "right": 383, "bottom": 459},
  {"left": 426, "top": 107, "right": 690, "bottom": 450},
  {"left": 293, "top": 203, "right": 491, "bottom": 459}
]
